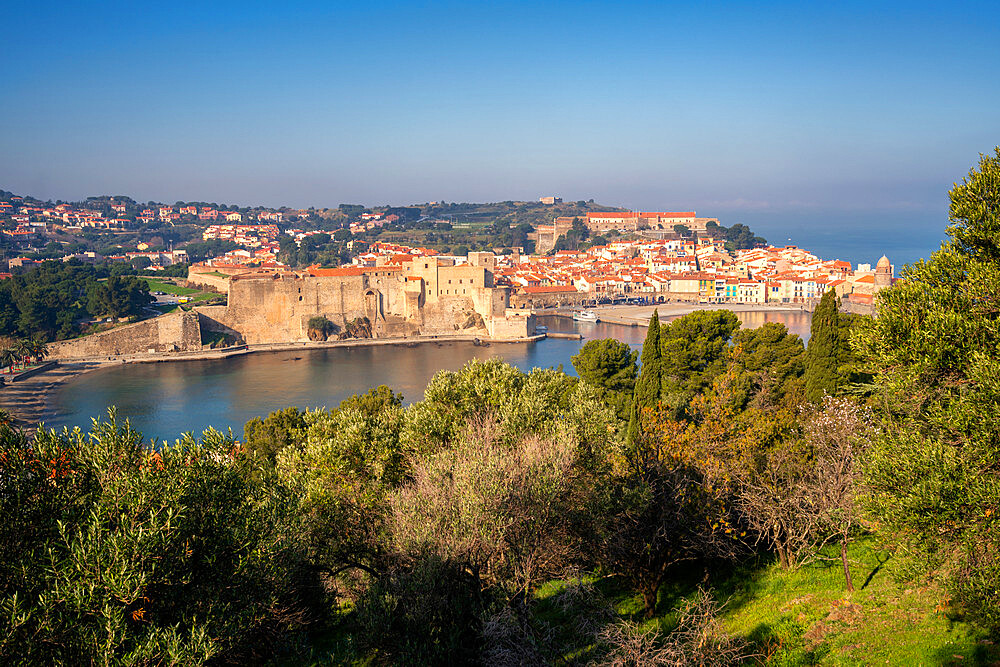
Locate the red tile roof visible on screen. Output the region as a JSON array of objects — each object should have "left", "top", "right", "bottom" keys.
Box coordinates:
[
  {"left": 586, "top": 211, "right": 696, "bottom": 218},
  {"left": 520, "top": 285, "right": 579, "bottom": 294}
]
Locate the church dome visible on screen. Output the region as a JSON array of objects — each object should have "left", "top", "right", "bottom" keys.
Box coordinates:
[{"left": 876, "top": 255, "right": 891, "bottom": 269}]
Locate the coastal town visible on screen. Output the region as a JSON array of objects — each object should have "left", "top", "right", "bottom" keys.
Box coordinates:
[
  {"left": 186, "top": 209, "right": 893, "bottom": 312},
  {"left": 0, "top": 192, "right": 896, "bottom": 350},
  {"left": 0, "top": 190, "right": 901, "bottom": 408},
  {"left": 7, "top": 1, "right": 997, "bottom": 661}
]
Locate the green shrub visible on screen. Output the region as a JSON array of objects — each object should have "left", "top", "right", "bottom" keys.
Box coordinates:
[
  {"left": 354, "top": 555, "right": 483, "bottom": 665},
  {"left": 0, "top": 412, "right": 318, "bottom": 664}
]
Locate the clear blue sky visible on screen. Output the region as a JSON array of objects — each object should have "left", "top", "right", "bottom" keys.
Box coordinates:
[{"left": 2, "top": 0, "right": 998, "bottom": 264}]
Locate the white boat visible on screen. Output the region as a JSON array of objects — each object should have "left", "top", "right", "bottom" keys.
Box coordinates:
[{"left": 572, "top": 310, "right": 599, "bottom": 322}]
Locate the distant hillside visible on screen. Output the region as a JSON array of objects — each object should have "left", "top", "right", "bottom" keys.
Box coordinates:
[{"left": 415, "top": 199, "right": 626, "bottom": 228}]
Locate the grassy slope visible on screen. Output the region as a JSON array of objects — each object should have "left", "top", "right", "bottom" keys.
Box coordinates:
[
  {"left": 303, "top": 538, "right": 999, "bottom": 665},
  {"left": 525, "top": 538, "right": 998, "bottom": 666},
  {"left": 598, "top": 537, "right": 998, "bottom": 666},
  {"left": 144, "top": 278, "right": 222, "bottom": 303},
  {"left": 143, "top": 278, "right": 199, "bottom": 295},
  {"left": 715, "top": 539, "right": 998, "bottom": 666}
]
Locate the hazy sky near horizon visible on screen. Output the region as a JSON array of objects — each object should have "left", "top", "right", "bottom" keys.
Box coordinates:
[{"left": 2, "top": 1, "right": 998, "bottom": 261}]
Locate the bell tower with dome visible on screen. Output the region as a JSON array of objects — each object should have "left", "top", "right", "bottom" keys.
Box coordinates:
[{"left": 875, "top": 255, "right": 893, "bottom": 289}]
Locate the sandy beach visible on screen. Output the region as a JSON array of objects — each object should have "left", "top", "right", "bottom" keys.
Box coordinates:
[{"left": 0, "top": 361, "right": 112, "bottom": 431}]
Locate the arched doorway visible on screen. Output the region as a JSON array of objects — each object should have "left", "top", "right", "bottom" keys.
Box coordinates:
[{"left": 364, "top": 289, "right": 382, "bottom": 321}]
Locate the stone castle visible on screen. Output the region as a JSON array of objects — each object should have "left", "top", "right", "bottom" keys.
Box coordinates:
[{"left": 190, "top": 251, "right": 534, "bottom": 345}]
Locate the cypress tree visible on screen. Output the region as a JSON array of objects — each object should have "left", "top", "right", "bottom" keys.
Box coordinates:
[
  {"left": 804, "top": 289, "right": 842, "bottom": 402},
  {"left": 627, "top": 310, "right": 664, "bottom": 443}
]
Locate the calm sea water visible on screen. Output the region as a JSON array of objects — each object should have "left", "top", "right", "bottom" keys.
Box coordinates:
[
  {"left": 738, "top": 210, "right": 947, "bottom": 269},
  {"left": 49, "top": 310, "right": 813, "bottom": 441}
]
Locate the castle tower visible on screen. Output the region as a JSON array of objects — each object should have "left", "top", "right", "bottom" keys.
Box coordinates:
[{"left": 875, "top": 255, "right": 892, "bottom": 289}]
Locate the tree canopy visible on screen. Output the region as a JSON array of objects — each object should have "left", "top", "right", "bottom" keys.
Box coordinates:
[
  {"left": 0, "top": 261, "right": 152, "bottom": 340},
  {"left": 572, "top": 338, "right": 637, "bottom": 418},
  {"left": 659, "top": 309, "right": 742, "bottom": 416},
  {"left": 854, "top": 147, "right": 1000, "bottom": 630}
]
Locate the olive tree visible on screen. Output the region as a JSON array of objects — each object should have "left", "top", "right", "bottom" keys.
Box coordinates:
[{"left": 853, "top": 148, "right": 1000, "bottom": 627}]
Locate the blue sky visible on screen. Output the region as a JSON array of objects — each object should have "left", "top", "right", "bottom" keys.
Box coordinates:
[{"left": 2, "top": 1, "right": 998, "bottom": 264}]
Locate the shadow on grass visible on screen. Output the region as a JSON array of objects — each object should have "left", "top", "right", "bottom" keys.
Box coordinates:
[
  {"left": 708, "top": 553, "right": 784, "bottom": 616},
  {"left": 745, "top": 618, "right": 829, "bottom": 666},
  {"left": 931, "top": 640, "right": 1000, "bottom": 666},
  {"left": 860, "top": 551, "right": 891, "bottom": 590}
]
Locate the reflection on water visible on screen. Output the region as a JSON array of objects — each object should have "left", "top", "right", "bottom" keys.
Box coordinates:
[{"left": 51, "top": 310, "right": 812, "bottom": 441}]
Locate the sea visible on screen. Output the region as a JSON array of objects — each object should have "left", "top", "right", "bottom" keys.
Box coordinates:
[
  {"left": 741, "top": 210, "right": 947, "bottom": 270},
  {"left": 48, "top": 311, "right": 813, "bottom": 442}
]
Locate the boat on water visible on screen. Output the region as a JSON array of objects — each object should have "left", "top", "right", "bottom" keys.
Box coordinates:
[{"left": 572, "top": 310, "right": 599, "bottom": 322}]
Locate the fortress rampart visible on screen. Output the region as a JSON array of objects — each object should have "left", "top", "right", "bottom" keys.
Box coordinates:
[
  {"left": 49, "top": 312, "right": 203, "bottom": 359},
  {"left": 202, "top": 252, "right": 531, "bottom": 344},
  {"left": 51, "top": 254, "right": 534, "bottom": 360}
]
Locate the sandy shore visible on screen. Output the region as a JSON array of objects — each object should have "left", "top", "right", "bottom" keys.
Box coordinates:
[{"left": 0, "top": 361, "right": 113, "bottom": 432}]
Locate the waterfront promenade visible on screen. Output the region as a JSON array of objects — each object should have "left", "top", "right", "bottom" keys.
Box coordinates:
[{"left": 545, "top": 301, "right": 814, "bottom": 326}]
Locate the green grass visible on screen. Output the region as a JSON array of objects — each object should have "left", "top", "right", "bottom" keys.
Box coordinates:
[
  {"left": 144, "top": 278, "right": 199, "bottom": 295},
  {"left": 286, "top": 538, "right": 1000, "bottom": 665},
  {"left": 187, "top": 291, "right": 221, "bottom": 302},
  {"left": 144, "top": 278, "right": 224, "bottom": 306},
  {"left": 715, "top": 540, "right": 997, "bottom": 665},
  {"left": 528, "top": 539, "right": 998, "bottom": 665}
]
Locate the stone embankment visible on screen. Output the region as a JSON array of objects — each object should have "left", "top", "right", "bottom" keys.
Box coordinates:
[
  {"left": 541, "top": 302, "right": 818, "bottom": 326},
  {"left": 48, "top": 312, "right": 203, "bottom": 360}
]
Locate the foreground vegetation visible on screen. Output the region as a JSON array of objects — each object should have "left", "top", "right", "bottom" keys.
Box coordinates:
[{"left": 2, "top": 149, "right": 999, "bottom": 664}]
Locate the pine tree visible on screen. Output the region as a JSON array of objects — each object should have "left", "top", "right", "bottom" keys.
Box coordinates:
[
  {"left": 627, "top": 310, "right": 664, "bottom": 443},
  {"left": 804, "top": 289, "right": 843, "bottom": 402}
]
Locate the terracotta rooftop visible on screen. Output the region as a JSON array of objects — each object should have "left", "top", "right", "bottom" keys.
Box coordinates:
[{"left": 520, "top": 285, "right": 579, "bottom": 294}]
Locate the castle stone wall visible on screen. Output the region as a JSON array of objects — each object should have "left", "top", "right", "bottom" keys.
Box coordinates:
[
  {"left": 49, "top": 312, "right": 203, "bottom": 359},
  {"left": 190, "top": 253, "right": 530, "bottom": 345},
  {"left": 186, "top": 270, "right": 231, "bottom": 293},
  {"left": 488, "top": 311, "right": 534, "bottom": 338},
  {"left": 223, "top": 274, "right": 370, "bottom": 344}
]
